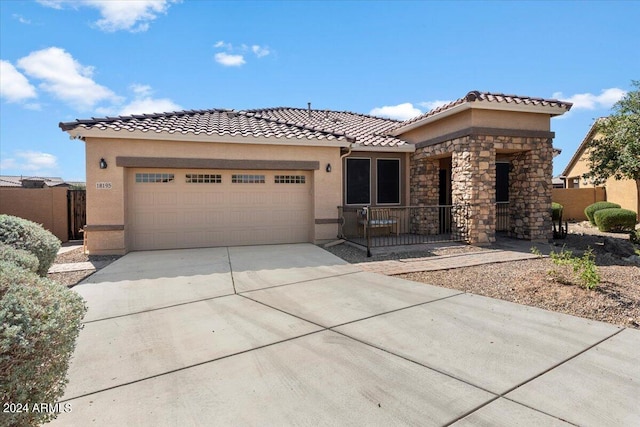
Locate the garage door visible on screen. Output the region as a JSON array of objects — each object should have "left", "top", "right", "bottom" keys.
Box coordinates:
[{"left": 128, "top": 169, "right": 312, "bottom": 250}]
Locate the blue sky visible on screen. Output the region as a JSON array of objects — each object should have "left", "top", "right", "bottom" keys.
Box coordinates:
[{"left": 1, "top": 0, "right": 638, "bottom": 181}]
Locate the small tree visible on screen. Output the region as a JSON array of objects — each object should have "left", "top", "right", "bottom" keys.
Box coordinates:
[{"left": 585, "top": 80, "right": 640, "bottom": 215}]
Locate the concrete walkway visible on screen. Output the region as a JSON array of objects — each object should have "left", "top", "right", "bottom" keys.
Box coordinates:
[
  {"left": 49, "top": 244, "right": 639, "bottom": 426},
  {"left": 356, "top": 249, "right": 541, "bottom": 275}
]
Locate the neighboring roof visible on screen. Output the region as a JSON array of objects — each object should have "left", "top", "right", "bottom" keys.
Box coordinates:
[
  {"left": 561, "top": 118, "right": 603, "bottom": 176},
  {"left": 389, "top": 91, "right": 573, "bottom": 136},
  {"left": 59, "top": 108, "right": 410, "bottom": 149},
  {"left": 0, "top": 175, "right": 71, "bottom": 188}
]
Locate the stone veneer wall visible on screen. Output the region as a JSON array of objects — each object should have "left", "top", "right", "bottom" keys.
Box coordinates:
[
  {"left": 409, "top": 153, "right": 439, "bottom": 234},
  {"left": 508, "top": 137, "right": 554, "bottom": 241},
  {"left": 410, "top": 134, "right": 554, "bottom": 244},
  {"left": 452, "top": 136, "right": 496, "bottom": 244}
]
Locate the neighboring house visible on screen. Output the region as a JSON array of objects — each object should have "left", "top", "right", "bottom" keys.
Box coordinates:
[
  {"left": 59, "top": 91, "right": 571, "bottom": 255},
  {"left": 0, "top": 175, "right": 85, "bottom": 242},
  {"left": 0, "top": 175, "right": 70, "bottom": 188},
  {"left": 562, "top": 120, "right": 639, "bottom": 213}
]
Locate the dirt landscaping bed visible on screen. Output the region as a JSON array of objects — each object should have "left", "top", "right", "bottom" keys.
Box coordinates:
[{"left": 48, "top": 248, "right": 121, "bottom": 287}]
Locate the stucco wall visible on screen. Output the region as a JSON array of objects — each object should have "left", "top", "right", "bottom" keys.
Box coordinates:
[
  {"left": 552, "top": 188, "right": 606, "bottom": 221},
  {"left": 471, "top": 110, "right": 550, "bottom": 131},
  {"left": 0, "top": 187, "right": 69, "bottom": 242},
  {"left": 563, "top": 138, "right": 638, "bottom": 212},
  {"left": 85, "top": 137, "right": 343, "bottom": 253},
  {"left": 400, "top": 111, "right": 472, "bottom": 144},
  {"left": 399, "top": 109, "right": 551, "bottom": 146}
]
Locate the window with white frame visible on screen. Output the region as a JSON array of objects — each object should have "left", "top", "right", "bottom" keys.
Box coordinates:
[
  {"left": 186, "top": 174, "right": 222, "bottom": 183},
  {"left": 275, "top": 175, "right": 306, "bottom": 184},
  {"left": 232, "top": 174, "right": 265, "bottom": 184},
  {"left": 135, "top": 173, "right": 174, "bottom": 183}
]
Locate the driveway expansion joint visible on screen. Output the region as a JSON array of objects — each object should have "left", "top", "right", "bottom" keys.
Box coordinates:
[
  {"left": 497, "top": 327, "right": 626, "bottom": 397},
  {"left": 81, "top": 292, "right": 238, "bottom": 324},
  {"left": 236, "top": 270, "right": 362, "bottom": 294}
]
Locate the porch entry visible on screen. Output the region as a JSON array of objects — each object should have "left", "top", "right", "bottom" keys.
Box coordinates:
[{"left": 338, "top": 204, "right": 469, "bottom": 256}]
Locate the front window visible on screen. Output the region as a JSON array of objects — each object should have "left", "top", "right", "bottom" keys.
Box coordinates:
[
  {"left": 346, "top": 158, "right": 370, "bottom": 204},
  {"left": 377, "top": 159, "right": 400, "bottom": 204}
]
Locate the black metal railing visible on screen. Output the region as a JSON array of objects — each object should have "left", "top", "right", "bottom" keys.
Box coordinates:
[
  {"left": 338, "top": 205, "right": 469, "bottom": 256},
  {"left": 496, "top": 202, "right": 510, "bottom": 232}
]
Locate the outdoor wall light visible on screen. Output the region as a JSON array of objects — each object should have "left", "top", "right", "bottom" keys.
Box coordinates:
[
  {"left": 326, "top": 163, "right": 332, "bottom": 172},
  {"left": 99, "top": 158, "right": 108, "bottom": 169}
]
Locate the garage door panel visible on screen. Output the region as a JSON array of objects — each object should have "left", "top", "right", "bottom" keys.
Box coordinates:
[{"left": 129, "top": 169, "right": 311, "bottom": 250}]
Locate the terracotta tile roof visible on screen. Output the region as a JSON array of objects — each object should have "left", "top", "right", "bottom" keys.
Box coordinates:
[
  {"left": 392, "top": 91, "right": 573, "bottom": 131},
  {"left": 245, "top": 107, "right": 408, "bottom": 147},
  {"left": 59, "top": 107, "right": 409, "bottom": 148}
]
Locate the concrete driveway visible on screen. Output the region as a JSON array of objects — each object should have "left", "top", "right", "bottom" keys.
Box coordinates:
[{"left": 51, "top": 244, "right": 639, "bottom": 426}]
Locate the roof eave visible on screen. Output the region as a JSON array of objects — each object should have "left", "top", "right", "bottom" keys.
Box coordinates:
[
  {"left": 60, "top": 127, "right": 353, "bottom": 148},
  {"left": 390, "top": 101, "right": 571, "bottom": 137},
  {"left": 389, "top": 103, "right": 471, "bottom": 136},
  {"left": 561, "top": 119, "right": 603, "bottom": 176}
]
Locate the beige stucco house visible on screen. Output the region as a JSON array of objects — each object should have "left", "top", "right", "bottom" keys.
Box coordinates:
[
  {"left": 60, "top": 91, "right": 571, "bottom": 255},
  {"left": 562, "top": 119, "right": 639, "bottom": 214}
]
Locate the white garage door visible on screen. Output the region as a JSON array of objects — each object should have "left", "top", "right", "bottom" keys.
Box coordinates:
[{"left": 128, "top": 169, "right": 312, "bottom": 250}]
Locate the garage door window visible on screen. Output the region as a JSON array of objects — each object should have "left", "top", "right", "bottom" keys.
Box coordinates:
[
  {"left": 186, "top": 174, "right": 222, "bottom": 183},
  {"left": 232, "top": 174, "right": 265, "bottom": 183},
  {"left": 275, "top": 175, "right": 306, "bottom": 184},
  {"left": 135, "top": 173, "right": 174, "bottom": 183}
]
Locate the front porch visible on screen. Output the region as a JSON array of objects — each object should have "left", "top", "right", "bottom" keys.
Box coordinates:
[{"left": 338, "top": 204, "right": 469, "bottom": 256}]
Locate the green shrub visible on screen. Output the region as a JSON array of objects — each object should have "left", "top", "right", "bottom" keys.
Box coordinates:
[
  {"left": 548, "top": 246, "right": 600, "bottom": 290},
  {"left": 584, "top": 202, "right": 621, "bottom": 225},
  {"left": 0, "top": 215, "right": 60, "bottom": 276},
  {"left": 593, "top": 208, "right": 637, "bottom": 232},
  {"left": 552, "top": 202, "right": 564, "bottom": 221},
  {"left": 0, "top": 243, "right": 39, "bottom": 273},
  {"left": 0, "top": 261, "right": 87, "bottom": 426}
]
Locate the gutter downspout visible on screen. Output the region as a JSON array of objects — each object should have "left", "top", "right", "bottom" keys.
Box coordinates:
[{"left": 337, "top": 143, "right": 353, "bottom": 240}]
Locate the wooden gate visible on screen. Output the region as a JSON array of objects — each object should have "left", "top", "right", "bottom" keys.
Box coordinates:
[{"left": 68, "top": 190, "right": 86, "bottom": 240}]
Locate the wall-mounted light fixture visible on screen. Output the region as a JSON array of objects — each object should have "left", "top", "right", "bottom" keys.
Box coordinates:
[
  {"left": 99, "top": 158, "right": 108, "bottom": 169},
  {"left": 326, "top": 163, "right": 332, "bottom": 173}
]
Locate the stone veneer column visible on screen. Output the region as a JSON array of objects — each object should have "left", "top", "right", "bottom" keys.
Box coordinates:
[
  {"left": 509, "top": 138, "right": 554, "bottom": 241},
  {"left": 451, "top": 136, "right": 496, "bottom": 244},
  {"left": 410, "top": 150, "right": 440, "bottom": 234}
]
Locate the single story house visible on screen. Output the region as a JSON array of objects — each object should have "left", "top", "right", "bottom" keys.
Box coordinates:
[
  {"left": 562, "top": 119, "right": 639, "bottom": 214},
  {"left": 59, "top": 91, "right": 571, "bottom": 255}
]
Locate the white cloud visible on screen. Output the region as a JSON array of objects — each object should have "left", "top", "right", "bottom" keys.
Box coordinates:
[
  {"left": 12, "top": 14, "right": 32, "bottom": 24},
  {"left": 370, "top": 103, "right": 422, "bottom": 121},
  {"left": 0, "top": 60, "right": 38, "bottom": 103},
  {"left": 552, "top": 88, "right": 627, "bottom": 110},
  {"left": 419, "top": 99, "right": 452, "bottom": 111},
  {"left": 214, "top": 40, "right": 231, "bottom": 49},
  {"left": 36, "top": 0, "right": 64, "bottom": 10},
  {"left": 118, "top": 84, "right": 181, "bottom": 115},
  {"left": 0, "top": 150, "right": 58, "bottom": 174},
  {"left": 17, "top": 47, "right": 119, "bottom": 110},
  {"left": 130, "top": 83, "right": 153, "bottom": 97},
  {"left": 251, "top": 45, "right": 270, "bottom": 58},
  {"left": 38, "top": 0, "right": 178, "bottom": 32},
  {"left": 119, "top": 98, "right": 181, "bottom": 115},
  {"left": 214, "top": 52, "right": 245, "bottom": 67}
]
